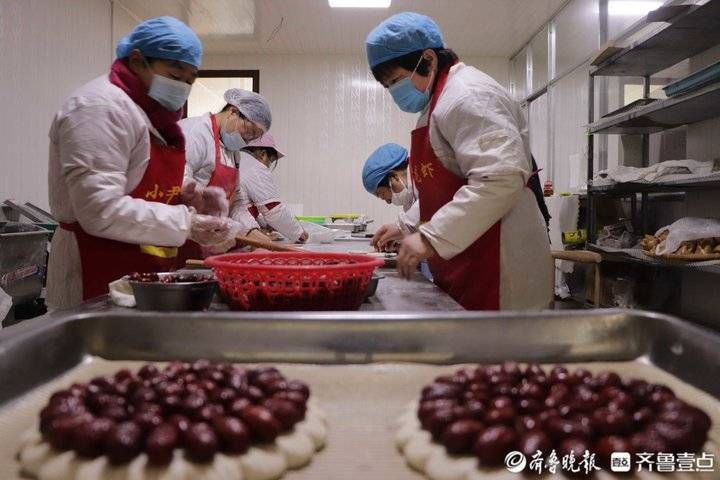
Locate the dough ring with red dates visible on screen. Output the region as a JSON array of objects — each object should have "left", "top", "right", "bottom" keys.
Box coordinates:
[
  {"left": 17, "top": 361, "right": 328, "bottom": 480},
  {"left": 396, "top": 363, "right": 713, "bottom": 480}
]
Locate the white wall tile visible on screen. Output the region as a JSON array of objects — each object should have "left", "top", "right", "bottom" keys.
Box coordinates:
[{"left": 0, "top": 0, "right": 111, "bottom": 209}]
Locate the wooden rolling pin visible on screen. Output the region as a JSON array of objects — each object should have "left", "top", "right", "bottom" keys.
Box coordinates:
[
  {"left": 185, "top": 234, "right": 303, "bottom": 267},
  {"left": 233, "top": 234, "right": 303, "bottom": 253}
]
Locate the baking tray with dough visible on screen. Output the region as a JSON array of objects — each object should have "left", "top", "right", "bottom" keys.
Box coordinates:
[{"left": 0, "top": 308, "right": 719, "bottom": 479}]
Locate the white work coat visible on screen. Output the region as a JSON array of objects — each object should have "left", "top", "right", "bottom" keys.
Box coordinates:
[
  {"left": 408, "top": 63, "right": 552, "bottom": 310},
  {"left": 46, "top": 75, "right": 193, "bottom": 310},
  {"left": 231, "top": 153, "right": 304, "bottom": 242},
  {"left": 179, "top": 113, "right": 256, "bottom": 234},
  {"left": 179, "top": 113, "right": 238, "bottom": 188}
]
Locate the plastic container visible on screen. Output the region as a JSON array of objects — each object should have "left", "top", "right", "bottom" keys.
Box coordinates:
[
  {"left": 663, "top": 60, "right": 720, "bottom": 97},
  {"left": 295, "top": 216, "right": 326, "bottom": 225},
  {"left": 205, "top": 252, "right": 383, "bottom": 311}
]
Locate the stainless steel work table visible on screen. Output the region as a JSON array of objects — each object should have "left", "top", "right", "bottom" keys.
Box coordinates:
[
  {"left": 293, "top": 240, "right": 462, "bottom": 311},
  {"left": 78, "top": 239, "right": 462, "bottom": 313}
]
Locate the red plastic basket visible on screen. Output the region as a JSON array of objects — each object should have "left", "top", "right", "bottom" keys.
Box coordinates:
[{"left": 204, "top": 252, "right": 384, "bottom": 311}]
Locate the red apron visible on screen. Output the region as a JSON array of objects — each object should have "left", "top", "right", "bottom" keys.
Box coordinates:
[
  {"left": 411, "top": 67, "right": 502, "bottom": 310},
  {"left": 206, "top": 114, "right": 240, "bottom": 199},
  {"left": 176, "top": 114, "right": 239, "bottom": 264},
  {"left": 60, "top": 139, "right": 185, "bottom": 300}
]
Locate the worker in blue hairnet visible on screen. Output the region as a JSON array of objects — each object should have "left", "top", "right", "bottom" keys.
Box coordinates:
[
  {"left": 362, "top": 143, "right": 420, "bottom": 239},
  {"left": 47, "top": 16, "right": 234, "bottom": 309},
  {"left": 365, "top": 12, "right": 552, "bottom": 311}
]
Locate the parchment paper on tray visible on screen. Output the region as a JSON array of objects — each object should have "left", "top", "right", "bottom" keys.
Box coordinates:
[{"left": 1, "top": 359, "right": 719, "bottom": 480}]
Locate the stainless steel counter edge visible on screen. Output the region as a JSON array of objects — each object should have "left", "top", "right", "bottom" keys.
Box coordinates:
[{"left": 1, "top": 308, "right": 719, "bottom": 405}]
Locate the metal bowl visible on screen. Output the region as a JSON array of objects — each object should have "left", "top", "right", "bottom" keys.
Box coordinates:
[
  {"left": 128, "top": 272, "right": 217, "bottom": 311},
  {"left": 364, "top": 274, "right": 384, "bottom": 299}
]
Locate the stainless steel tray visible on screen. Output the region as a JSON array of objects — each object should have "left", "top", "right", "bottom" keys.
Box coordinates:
[{"left": 1, "top": 308, "right": 719, "bottom": 407}]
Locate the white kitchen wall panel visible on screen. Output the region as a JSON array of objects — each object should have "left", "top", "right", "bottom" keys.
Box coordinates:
[
  {"left": 0, "top": 0, "right": 112, "bottom": 209},
  {"left": 202, "top": 54, "right": 509, "bottom": 226},
  {"left": 528, "top": 93, "right": 550, "bottom": 186},
  {"left": 550, "top": 63, "right": 592, "bottom": 193},
  {"left": 553, "top": 0, "right": 599, "bottom": 79},
  {"left": 529, "top": 26, "right": 549, "bottom": 95}
]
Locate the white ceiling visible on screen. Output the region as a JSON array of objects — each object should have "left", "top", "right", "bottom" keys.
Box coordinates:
[{"left": 116, "top": 0, "right": 568, "bottom": 58}]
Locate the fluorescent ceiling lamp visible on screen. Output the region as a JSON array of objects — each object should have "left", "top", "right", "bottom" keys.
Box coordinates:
[
  {"left": 329, "top": 0, "right": 391, "bottom": 8},
  {"left": 608, "top": 1, "right": 663, "bottom": 16}
]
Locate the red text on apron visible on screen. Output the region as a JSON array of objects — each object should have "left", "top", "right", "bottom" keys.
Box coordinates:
[
  {"left": 411, "top": 67, "right": 501, "bottom": 310},
  {"left": 60, "top": 139, "right": 185, "bottom": 300},
  {"left": 177, "top": 114, "right": 240, "bottom": 263}
]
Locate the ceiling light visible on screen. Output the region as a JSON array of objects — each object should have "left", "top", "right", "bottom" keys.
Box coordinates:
[
  {"left": 608, "top": 1, "right": 663, "bottom": 16},
  {"left": 329, "top": 0, "right": 391, "bottom": 8}
]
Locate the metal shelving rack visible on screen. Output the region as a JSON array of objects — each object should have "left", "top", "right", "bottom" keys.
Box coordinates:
[{"left": 586, "top": 0, "right": 720, "bottom": 269}]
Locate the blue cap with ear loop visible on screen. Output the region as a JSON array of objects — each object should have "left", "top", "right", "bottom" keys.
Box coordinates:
[
  {"left": 362, "top": 143, "right": 409, "bottom": 194},
  {"left": 116, "top": 16, "right": 203, "bottom": 68},
  {"left": 365, "top": 12, "right": 444, "bottom": 68}
]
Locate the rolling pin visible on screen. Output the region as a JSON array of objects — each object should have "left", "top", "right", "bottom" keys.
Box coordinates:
[
  {"left": 233, "top": 234, "right": 303, "bottom": 252},
  {"left": 185, "top": 234, "right": 303, "bottom": 267}
]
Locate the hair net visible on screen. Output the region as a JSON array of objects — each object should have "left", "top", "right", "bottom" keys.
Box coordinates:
[
  {"left": 244, "top": 133, "right": 285, "bottom": 159},
  {"left": 116, "top": 16, "right": 203, "bottom": 68},
  {"left": 224, "top": 89, "right": 272, "bottom": 132},
  {"left": 366, "top": 12, "right": 444, "bottom": 69},
  {"left": 362, "top": 143, "right": 408, "bottom": 193}
]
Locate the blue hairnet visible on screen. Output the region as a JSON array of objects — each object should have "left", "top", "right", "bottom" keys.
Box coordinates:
[
  {"left": 366, "top": 12, "right": 444, "bottom": 69},
  {"left": 362, "top": 143, "right": 409, "bottom": 194},
  {"left": 116, "top": 16, "right": 203, "bottom": 68}
]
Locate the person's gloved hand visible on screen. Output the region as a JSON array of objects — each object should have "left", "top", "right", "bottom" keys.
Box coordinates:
[
  {"left": 189, "top": 214, "right": 233, "bottom": 246},
  {"left": 200, "top": 186, "right": 229, "bottom": 217},
  {"left": 371, "top": 223, "right": 403, "bottom": 251},
  {"left": 200, "top": 219, "right": 246, "bottom": 256},
  {"left": 201, "top": 236, "right": 238, "bottom": 256},
  {"left": 181, "top": 181, "right": 229, "bottom": 217},
  {"left": 181, "top": 181, "right": 203, "bottom": 210}
]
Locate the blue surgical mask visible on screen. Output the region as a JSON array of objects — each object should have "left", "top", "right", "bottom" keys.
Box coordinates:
[
  {"left": 148, "top": 74, "right": 192, "bottom": 112},
  {"left": 388, "top": 57, "right": 435, "bottom": 113},
  {"left": 220, "top": 114, "right": 247, "bottom": 151},
  {"left": 221, "top": 130, "right": 246, "bottom": 151}
]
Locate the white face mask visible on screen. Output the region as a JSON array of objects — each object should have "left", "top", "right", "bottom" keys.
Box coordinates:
[
  {"left": 390, "top": 176, "right": 415, "bottom": 209},
  {"left": 146, "top": 71, "right": 192, "bottom": 112}
]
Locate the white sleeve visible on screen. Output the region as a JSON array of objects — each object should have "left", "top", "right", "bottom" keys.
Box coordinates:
[
  {"left": 260, "top": 204, "right": 304, "bottom": 242},
  {"left": 397, "top": 200, "right": 420, "bottom": 235},
  {"left": 244, "top": 163, "right": 282, "bottom": 205},
  {"left": 180, "top": 116, "right": 213, "bottom": 188},
  {"left": 419, "top": 91, "right": 528, "bottom": 259},
  {"left": 233, "top": 210, "right": 260, "bottom": 234},
  {"left": 58, "top": 103, "right": 192, "bottom": 246},
  {"left": 229, "top": 179, "right": 260, "bottom": 233}
]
